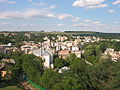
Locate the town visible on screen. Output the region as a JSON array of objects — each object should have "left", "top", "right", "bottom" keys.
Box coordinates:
[{"left": 0, "top": 31, "right": 120, "bottom": 90}]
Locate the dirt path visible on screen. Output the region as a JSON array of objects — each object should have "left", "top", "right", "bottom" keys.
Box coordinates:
[{"left": 19, "top": 81, "right": 37, "bottom": 90}]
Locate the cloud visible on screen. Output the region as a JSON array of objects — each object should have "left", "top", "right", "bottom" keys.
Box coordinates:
[
  {"left": 72, "top": 0, "right": 107, "bottom": 9},
  {"left": 44, "top": 5, "right": 56, "bottom": 10},
  {"left": 72, "top": 17, "right": 80, "bottom": 21},
  {"left": 8, "top": 1, "right": 16, "bottom": 4},
  {"left": 84, "top": 19, "right": 91, "bottom": 22},
  {"left": 108, "top": 9, "right": 115, "bottom": 13},
  {"left": 112, "top": 0, "right": 120, "bottom": 5},
  {"left": 92, "top": 21, "right": 106, "bottom": 26},
  {"left": 0, "top": 9, "right": 76, "bottom": 20},
  {"left": 27, "top": 0, "right": 45, "bottom": 6},
  {"left": 48, "top": 5, "right": 56, "bottom": 9},
  {"left": 27, "top": 0, "right": 32, "bottom": 2},
  {"left": 0, "top": 22, "right": 10, "bottom": 25},
  {"left": 0, "top": 9, "right": 56, "bottom": 19},
  {"left": 58, "top": 24, "right": 65, "bottom": 27},
  {"left": 113, "top": 21, "right": 118, "bottom": 24},
  {"left": 86, "top": 4, "right": 107, "bottom": 9},
  {"left": 72, "top": 21, "right": 106, "bottom": 28},
  {"left": 92, "top": 21, "right": 101, "bottom": 24},
  {"left": 0, "top": 0, "right": 16, "bottom": 4},
  {"left": 32, "top": 2, "right": 45, "bottom": 6},
  {"left": 72, "top": 23, "right": 88, "bottom": 27},
  {"left": 0, "top": 0, "right": 7, "bottom": 2},
  {"left": 58, "top": 14, "right": 73, "bottom": 19}
]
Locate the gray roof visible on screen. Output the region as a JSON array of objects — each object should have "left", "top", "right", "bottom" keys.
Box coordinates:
[{"left": 32, "top": 48, "right": 53, "bottom": 57}]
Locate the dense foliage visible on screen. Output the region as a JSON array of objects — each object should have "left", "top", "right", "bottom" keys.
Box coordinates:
[{"left": 0, "top": 33, "right": 120, "bottom": 90}]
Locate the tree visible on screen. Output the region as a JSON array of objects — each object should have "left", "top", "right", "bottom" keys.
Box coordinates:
[
  {"left": 66, "top": 53, "right": 77, "bottom": 65},
  {"left": 54, "top": 58, "right": 68, "bottom": 69},
  {"left": 0, "top": 52, "right": 5, "bottom": 60},
  {"left": 92, "top": 59, "right": 120, "bottom": 89},
  {"left": 39, "top": 69, "right": 62, "bottom": 90},
  {"left": 22, "top": 54, "right": 43, "bottom": 82},
  {"left": 69, "top": 58, "right": 95, "bottom": 89},
  {"left": 52, "top": 76, "right": 81, "bottom": 90},
  {"left": 0, "top": 72, "right": 2, "bottom": 82}
]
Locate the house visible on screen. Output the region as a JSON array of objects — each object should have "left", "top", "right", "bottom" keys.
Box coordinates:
[
  {"left": 111, "top": 55, "right": 120, "bottom": 61},
  {"left": 72, "top": 50, "right": 82, "bottom": 58},
  {"left": 1, "top": 59, "right": 15, "bottom": 64},
  {"left": 0, "top": 45, "right": 12, "bottom": 54},
  {"left": 32, "top": 48, "right": 53, "bottom": 68},
  {"left": 104, "top": 48, "right": 114, "bottom": 56},
  {"left": 58, "top": 66, "right": 70, "bottom": 73},
  {"left": 21, "top": 44, "right": 38, "bottom": 54},
  {"left": 104, "top": 48, "right": 120, "bottom": 61},
  {"left": 58, "top": 50, "right": 70, "bottom": 59}
]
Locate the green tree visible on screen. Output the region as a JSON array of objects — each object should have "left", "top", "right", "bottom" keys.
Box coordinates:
[
  {"left": 52, "top": 76, "right": 81, "bottom": 90},
  {"left": 39, "top": 69, "right": 62, "bottom": 90},
  {"left": 54, "top": 58, "right": 68, "bottom": 69},
  {"left": 66, "top": 53, "right": 77, "bottom": 65},
  {"left": 22, "top": 54, "right": 43, "bottom": 82},
  {"left": 0, "top": 72, "right": 2, "bottom": 82},
  {"left": 92, "top": 59, "right": 120, "bottom": 89},
  {"left": 0, "top": 52, "right": 5, "bottom": 60}
]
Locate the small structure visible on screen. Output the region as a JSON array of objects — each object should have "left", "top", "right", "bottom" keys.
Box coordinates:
[
  {"left": 1, "top": 59, "right": 15, "bottom": 64},
  {"left": 58, "top": 66, "right": 70, "bottom": 73}
]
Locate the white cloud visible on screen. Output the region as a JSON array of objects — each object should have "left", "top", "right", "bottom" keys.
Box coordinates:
[
  {"left": 72, "top": 23, "right": 89, "bottom": 27},
  {"left": 72, "top": 17, "right": 80, "bottom": 21},
  {"left": 58, "top": 14, "right": 73, "bottom": 19},
  {"left": 48, "top": 5, "right": 56, "bottom": 9},
  {"left": 0, "top": 0, "right": 16, "bottom": 4},
  {"left": 0, "top": 22, "right": 10, "bottom": 25},
  {"left": 32, "top": 2, "right": 45, "bottom": 6},
  {"left": 47, "top": 13, "right": 56, "bottom": 18},
  {"left": 92, "top": 21, "right": 106, "bottom": 26},
  {"left": 0, "top": 9, "right": 75, "bottom": 20},
  {"left": 0, "top": 9, "right": 56, "bottom": 19},
  {"left": 72, "top": 0, "right": 107, "bottom": 9},
  {"left": 0, "top": 0, "right": 7, "bottom": 2},
  {"left": 113, "top": 21, "right": 118, "bottom": 23},
  {"left": 58, "top": 24, "right": 65, "bottom": 27},
  {"left": 108, "top": 9, "right": 115, "bottom": 13},
  {"left": 92, "top": 21, "right": 101, "bottom": 24},
  {"left": 112, "top": 0, "right": 120, "bottom": 5},
  {"left": 44, "top": 5, "right": 56, "bottom": 10},
  {"left": 84, "top": 19, "right": 91, "bottom": 22},
  {"left": 27, "top": 0, "right": 32, "bottom": 2},
  {"left": 8, "top": 1, "right": 16, "bottom": 4},
  {"left": 86, "top": 4, "right": 107, "bottom": 9}
]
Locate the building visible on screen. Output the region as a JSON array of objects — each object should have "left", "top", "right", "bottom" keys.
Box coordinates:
[
  {"left": 58, "top": 50, "right": 70, "bottom": 59},
  {"left": 104, "top": 48, "right": 114, "bottom": 56},
  {"left": 32, "top": 48, "right": 53, "bottom": 68},
  {"left": 58, "top": 66, "right": 70, "bottom": 73},
  {"left": 0, "top": 45, "right": 12, "bottom": 54},
  {"left": 104, "top": 48, "right": 120, "bottom": 61}
]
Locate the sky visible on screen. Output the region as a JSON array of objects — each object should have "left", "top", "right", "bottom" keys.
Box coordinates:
[{"left": 0, "top": 0, "right": 120, "bottom": 33}]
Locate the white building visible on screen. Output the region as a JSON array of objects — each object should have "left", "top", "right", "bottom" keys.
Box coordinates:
[
  {"left": 104, "top": 48, "right": 114, "bottom": 56},
  {"left": 32, "top": 48, "right": 53, "bottom": 68},
  {"left": 58, "top": 66, "right": 70, "bottom": 73}
]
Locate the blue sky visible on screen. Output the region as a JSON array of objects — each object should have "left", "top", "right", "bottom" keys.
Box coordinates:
[{"left": 0, "top": 0, "right": 120, "bottom": 33}]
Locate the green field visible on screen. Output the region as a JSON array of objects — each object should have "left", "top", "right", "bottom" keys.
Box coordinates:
[{"left": 0, "top": 86, "right": 22, "bottom": 90}]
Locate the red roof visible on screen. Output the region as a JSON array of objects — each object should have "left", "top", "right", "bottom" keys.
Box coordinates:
[{"left": 58, "top": 51, "right": 70, "bottom": 55}]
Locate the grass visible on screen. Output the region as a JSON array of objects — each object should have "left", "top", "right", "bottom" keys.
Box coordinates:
[
  {"left": 0, "top": 86, "right": 22, "bottom": 90},
  {"left": 0, "top": 79, "right": 24, "bottom": 90}
]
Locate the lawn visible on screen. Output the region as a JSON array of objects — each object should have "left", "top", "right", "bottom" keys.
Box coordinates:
[{"left": 0, "top": 86, "right": 22, "bottom": 90}]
